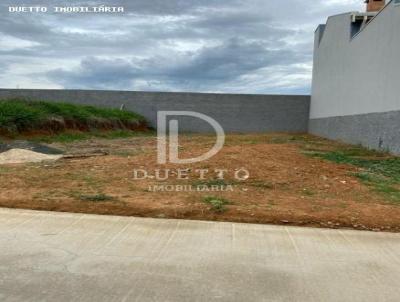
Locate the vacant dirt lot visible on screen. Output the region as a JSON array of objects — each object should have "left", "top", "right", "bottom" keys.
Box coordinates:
[{"left": 0, "top": 133, "right": 399, "bottom": 232}]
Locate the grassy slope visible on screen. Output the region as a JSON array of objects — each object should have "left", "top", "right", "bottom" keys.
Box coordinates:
[{"left": 0, "top": 98, "right": 146, "bottom": 136}]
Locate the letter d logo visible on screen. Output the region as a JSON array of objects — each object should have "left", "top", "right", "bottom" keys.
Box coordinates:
[{"left": 157, "top": 111, "right": 225, "bottom": 164}]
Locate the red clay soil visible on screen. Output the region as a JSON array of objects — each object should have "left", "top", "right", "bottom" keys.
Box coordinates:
[{"left": 0, "top": 134, "right": 399, "bottom": 232}]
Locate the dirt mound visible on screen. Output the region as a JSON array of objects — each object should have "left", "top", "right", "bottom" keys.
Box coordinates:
[
  {"left": 0, "top": 141, "right": 63, "bottom": 155},
  {"left": 0, "top": 149, "right": 63, "bottom": 164}
]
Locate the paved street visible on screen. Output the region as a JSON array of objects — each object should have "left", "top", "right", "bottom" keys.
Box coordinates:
[{"left": 0, "top": 208, "right": 399, "bottom": 301}]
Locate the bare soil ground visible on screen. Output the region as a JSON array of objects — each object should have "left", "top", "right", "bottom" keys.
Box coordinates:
[{"left": 0, "top": 133, "right": 399, "bottom": 232}]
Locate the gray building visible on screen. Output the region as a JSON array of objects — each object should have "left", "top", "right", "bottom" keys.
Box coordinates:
[{"left": 310, "top": 0, "right": 400, "bottom": 154}]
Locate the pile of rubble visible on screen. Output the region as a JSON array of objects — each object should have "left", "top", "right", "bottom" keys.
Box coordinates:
[{"left": 0, "top": 141, "right": 64, "bottom": 165}]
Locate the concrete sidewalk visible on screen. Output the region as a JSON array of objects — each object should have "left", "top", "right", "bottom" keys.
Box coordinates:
[{"left": 0, "top": 208, "right": 399, "bottom": 302}]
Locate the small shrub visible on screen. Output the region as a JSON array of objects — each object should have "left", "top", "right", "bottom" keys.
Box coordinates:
[
  {"left": 301, "top": 188, "right": 315, "bottom": 196},
  {"left": 0, "top": 100, "right": 43, "bottom": 132},
  {"left": 202, "top": 196, "right": 232, "bottom": 213}
]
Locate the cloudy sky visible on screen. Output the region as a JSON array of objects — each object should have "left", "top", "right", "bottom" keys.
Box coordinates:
[{"left": 0, "top": 0, "right": 363, "bottom": 94}]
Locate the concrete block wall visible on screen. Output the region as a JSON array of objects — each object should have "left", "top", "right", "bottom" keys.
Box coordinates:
[{"left": 0, "top": 89, "right": 310, "bottom": 134}]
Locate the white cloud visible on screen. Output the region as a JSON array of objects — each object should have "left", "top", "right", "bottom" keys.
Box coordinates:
[
  {"left": 0, "top": 0, "right": 364, "bottom": 94},
  {"left": 0, "top": 34, "right": 40, "bottom": 51}
]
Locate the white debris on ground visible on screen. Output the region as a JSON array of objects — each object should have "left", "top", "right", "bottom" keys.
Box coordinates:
[{"left": 0, "top": 149, "right": 63, "bottom": 165}]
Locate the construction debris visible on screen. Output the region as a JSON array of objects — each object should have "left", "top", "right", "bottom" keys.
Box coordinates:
[
  {"left": 0, "top": 141, "right": 63, "bottom": 155},
  {"left": 0, "top": 149, "right": 63, "bottom": 165}
]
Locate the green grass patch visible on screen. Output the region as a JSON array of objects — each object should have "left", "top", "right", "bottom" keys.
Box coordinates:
[
  {"left": 335, "top": 145, "right": 388, "bottom": 157},
  {"left": 193, "top": 179, "right": 237, "bottom": 187},
  {"left": 110, "top": 149, "right": 144, "bottom": 157},
  {"left": 0, "top": 98, "right": 146, "bottom": 135},
  {"left": 35, "top": 132, "right": 91, "bottom": 143},
  {"left": 301, "top": 188, "right": 315, "bottom": 196},
  {"left": 0, "top": 101, "right": 42, "bottom": 132},
  {"left": 202, "top": 196, "right": 232, "bottom": 213},
  {"left": 247, "top": 180, "right": 274, "bottom": 189},
  {"left": 32, "top": 101, "right": 143, "bottom": 122},
  {"left": 307, "top": 145, "right": 400, "bottom": 203},
  {"left": 76, "top": 193, "right": 115, "bottom": 202},
  {"left": 32, "top": 129, "right": 154, "bottom": 143},
  {"left": 353, "top": 172, "right": 400, "bottom": 203},
  {"left": 268, "top": 135, "right": 298, "bottom": 144},
  {"left": 0, "top": 166, "right": 11, "bottom": 174},
  {"left": 267, "top": 134, "right": 325, "bottom": 145},
  {"left": 313, "top": 151, "right": 400, "bottom": 181}
]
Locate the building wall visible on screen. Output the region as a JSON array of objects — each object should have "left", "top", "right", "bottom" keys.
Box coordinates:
[
  {"left": 0, "top": 89, "right": 310, "bottom": 133},
  {"left": 310, "top": 1, "right": 400, "bottom": 154}
]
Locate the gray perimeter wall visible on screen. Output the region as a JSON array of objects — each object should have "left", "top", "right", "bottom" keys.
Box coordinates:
[
  {"left": 310, "top": 1, "right": 400, "bottom": 154},
  {"left": 0, "top": 89, "right": 310, "bottom": 133},
  {"left": 309, "top": 110, "right": 400, "bottom": 154}
]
